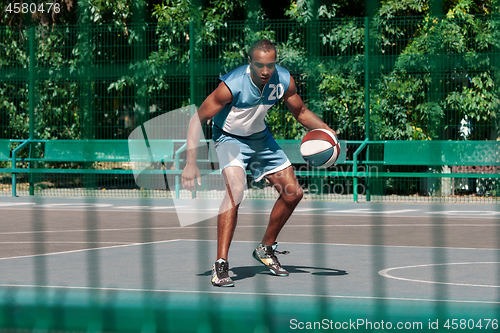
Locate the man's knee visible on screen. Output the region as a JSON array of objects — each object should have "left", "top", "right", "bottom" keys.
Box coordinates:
[
  {"left": 282, "top": 183, "right": 303, "bottom": 205},
  {"left": 226, "top": 181, "right": 245, "bottom": 203},
  {"left": 223, "top": 167, "right": 246, "bottom": 203},
  {"left": 294, "top": 186, "right": 304, "bottom": 203}
]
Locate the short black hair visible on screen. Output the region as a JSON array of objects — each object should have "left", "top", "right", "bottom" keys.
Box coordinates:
[{"left": 248, "top": 40, "right": 277, "bottom": 61}]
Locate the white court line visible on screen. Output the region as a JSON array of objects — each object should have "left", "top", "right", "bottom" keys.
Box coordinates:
[
  {"left": 427, "top": 211, "right": 500, "bottom": 216},
  {"left": 115, "top": 206, "right": 177, "bottom": 210},
  {"left": 334, "top": 209, "right": 372, "bottom": 213},
  {"left": 0, "top": 227, "right": 189, "bottom": 235},
  {"left": 253, "top": 224, "right": 500, "bottom": 227},
  {"left": 40, "top": 203, "right": 113, "bottom": 208},
  {"left": 0, "top": 241, "right": 135, "bottom": 245},
  {"left": 0, "top": 203, "right": 36, "bottom": 207},
  {"left": 181, "top": 238, "right": 500, "bottom": 252},
  {"left": 0, "top": 239, "right": 495, "bottom": 263},
  {"left": 294, "top": 208, "right": 329, "bottom": 212},
  {"left": 0, "top": 223, "right": 498, "bottom": 236},
  {"left": 2, "top": 239, "right": 500, "bottom": 302},
  {"left": 0, "top": 283, "right": 497, "bottom": 304},
  {"left": 0, "top": 239, "right": 183, "bottom": 261},
  {"left": 382, "top": 209, "right": 419, "bottom": 214},
  {"left": 329, "top": 209, "right": 418, "bottom": 214},
  {"left": 150, "top": 206, "right": 178, "bottom": 210},
  {"left": 379, "top": 262, "right": 500, "bottom": 288},
  {"left": 116, "top": 206, "right": 154, "bottom": 209},
  {"left": 1, "top": 205, "right": 498, "bottom": 220}
]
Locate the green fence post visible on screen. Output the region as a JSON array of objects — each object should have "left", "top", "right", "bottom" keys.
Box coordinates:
[
  {"left": 364, "top": 17, "right": 370, "bottom": 142},
  {"left": 189, "top": 19, "right": 197, "bottom": 199},
  {"left": 364, "top": 16, "right": 370, "bottom": 202},
  {"left": 306, "top": 1, "right": 324, "bottom": 196},
  {"left": 189, "top": 20, "right": 196, "bottom": 108},
  {"left": 29, "top": 25, "right": 35, "bottom": 196},
  {"left": 353, "top": 139, "right": 369, "bottom": 203}
]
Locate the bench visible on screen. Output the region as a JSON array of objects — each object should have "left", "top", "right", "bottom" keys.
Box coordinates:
[
  {"left": 384, "top": 141, "right": 500, "bottom": 166},
  {"left": 0, "top": 139, "right": 176, "bottom": 196},
  {"left": 351, "top": 140, "right": 500, "bottom": 201},
  {"left": 0, "top": 140, "right": 10, "bottom": 162},
  {"left": 45, "top": 140, "right": 133, "bottom": 163},
  {"left": 2, "top": 138, "right": 350, "bottom": 197},
  {"left": 363, "top": 140, "right": 500, "bottom": 178},
  {"left": 2, "top": 139, "right": 498, "bottom": 200},
  {"left": 3, "top": 139, "right": 177, "bottom": 172}
]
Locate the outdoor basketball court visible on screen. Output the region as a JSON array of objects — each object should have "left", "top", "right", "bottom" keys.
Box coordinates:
[{"left": 0, "top": 197, "right": 499, "bottom": 332}]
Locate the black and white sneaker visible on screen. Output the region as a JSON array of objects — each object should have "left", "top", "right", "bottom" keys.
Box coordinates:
[
  {"left": 211, "top": 258, "right": 235, "bottom": 287},
  {"left": 252, "top": 243, "right": 289, "bottom": 276}
]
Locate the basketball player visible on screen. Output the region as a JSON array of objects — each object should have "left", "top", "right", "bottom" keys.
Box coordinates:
[{"left": 181, "top": 40, "right": 336, "bottom": 287}]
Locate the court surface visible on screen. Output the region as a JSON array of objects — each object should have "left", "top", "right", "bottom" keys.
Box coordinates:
[{"left": 0, "top": 196, "right": 499, "bottom": 331}]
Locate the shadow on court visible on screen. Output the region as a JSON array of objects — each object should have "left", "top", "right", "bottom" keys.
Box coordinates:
[{"left": 198, "top": 265, "right": 348, "bottom": 281}]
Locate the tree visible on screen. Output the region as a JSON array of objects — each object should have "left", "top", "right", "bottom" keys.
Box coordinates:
[{"left": 371, "top": 0, "right": 500, "bottom": 140}]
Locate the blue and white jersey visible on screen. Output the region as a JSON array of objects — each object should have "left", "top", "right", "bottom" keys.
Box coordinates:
[{"left": 213, "top": 64, "right": 291, "bottom": 137}]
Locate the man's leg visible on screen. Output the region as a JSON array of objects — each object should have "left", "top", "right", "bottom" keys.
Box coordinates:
[
  {"left": 252, "top": 166, "right": 302, "bottom": 276},
  {"left": 217, "top": 166, "right": 246, "bottom": 260},
  {"left": 261, "top": 166, "right": 303, "bottom": 245},
  {"left": 211, "top": 166, "right": 246, "bottom": 287}
]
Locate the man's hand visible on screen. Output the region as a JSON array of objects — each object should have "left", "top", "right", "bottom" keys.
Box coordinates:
[{"left": 181, "top": 163, "right": 201, "bottom": 192}]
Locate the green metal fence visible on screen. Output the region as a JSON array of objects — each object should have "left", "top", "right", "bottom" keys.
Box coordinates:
[
  {"left": 0, "top": 15, "right": 499, "bottom": 201},
  {"left": 0, "top": 12, "right": 500, "bottom": 333}
]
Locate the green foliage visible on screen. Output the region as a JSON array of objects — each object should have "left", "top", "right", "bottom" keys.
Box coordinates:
[
  {"left": 338, "top": 0, "right": 499, "bottom": 141},
  {"left": 0, "top": 27, "right": 28, "bottom": 139},
  {"left": 266, "top": 106, "right": 306, "bottom": 140},
  {"left": 1, "top": 0, "right": 499, "bottom": 143},
  {"left": 378, "top": 0, "right": 427, "bottom": 18},
  {"left": 35, "top": 27, "right": 81, "bottom": 140},
  {"left": 317, "top": 18, "right": 365, "bottom": 138},
  {"left": 313, "top": 0, "right": 500, "bottom": 141},
  {"left": 76, "top": 0, "right": 147, "bottom": 26},
  {"left": 0, "top": 25, "right": 82, "bottom": 140},
  {"left": 285, "top": 0, "right": 338, "bottom": 22},
  {"left": 319, "top": 67, "right": 365, "bottom": 137}
]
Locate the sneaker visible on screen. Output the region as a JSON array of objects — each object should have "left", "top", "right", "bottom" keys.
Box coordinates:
[
  {"left": 252, "top": 243, "right": 289, "bottom": 276},
  {"left": 211, "top": 258, "right": 235, "bottom": 287}
]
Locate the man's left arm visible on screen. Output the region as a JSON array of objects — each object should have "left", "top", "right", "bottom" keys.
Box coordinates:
[{"left": 283, "top": 75, "right": 336, "bottom": 136}]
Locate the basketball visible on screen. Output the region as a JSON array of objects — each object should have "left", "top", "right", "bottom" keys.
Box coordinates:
[{"left": 300, "top": 129, "right": 340, "bottom": 168}]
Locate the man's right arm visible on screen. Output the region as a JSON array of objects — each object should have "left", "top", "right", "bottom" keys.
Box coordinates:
[{"left": 181, "top": 82, "right": 233, "bottom": 191}]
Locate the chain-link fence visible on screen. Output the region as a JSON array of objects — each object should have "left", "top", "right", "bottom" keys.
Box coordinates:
[{"left": 0, "top": 15, "right": 499, "bottom": 201}]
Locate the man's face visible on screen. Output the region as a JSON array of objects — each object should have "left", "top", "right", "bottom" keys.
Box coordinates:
[{"left": 248, "top": 49, "right": 276, "bottom": 89}]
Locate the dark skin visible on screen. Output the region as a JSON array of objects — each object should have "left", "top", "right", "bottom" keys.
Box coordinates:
[{"left": 182, "top": 49, "right": 336, "bottom": 261}]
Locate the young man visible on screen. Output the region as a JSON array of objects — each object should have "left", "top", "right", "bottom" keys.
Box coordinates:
[{"left": 181, "top": 40, "right": 336, "bottom": 287}]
